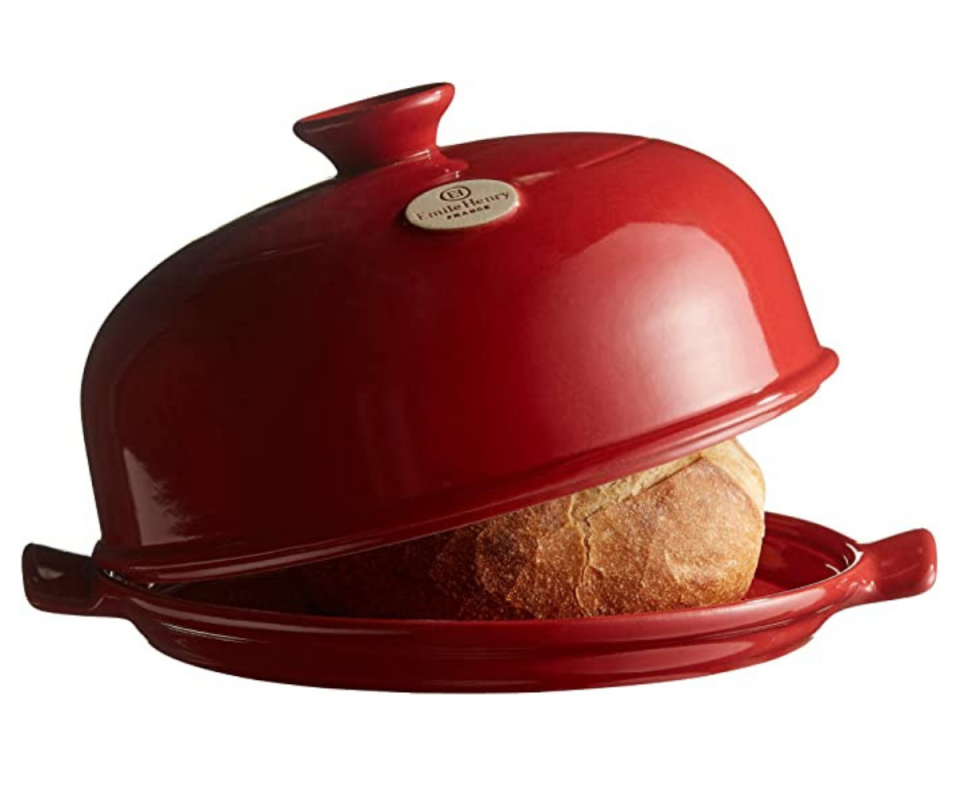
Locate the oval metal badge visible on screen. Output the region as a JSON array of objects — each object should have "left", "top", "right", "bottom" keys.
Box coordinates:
[{"left": 405, "top": 179, "right": 520, "bottom": 231}]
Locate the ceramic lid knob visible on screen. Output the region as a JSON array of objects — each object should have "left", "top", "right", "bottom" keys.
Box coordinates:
[{"left": 293, "top": 82, "right": 455, "bottom": 175}]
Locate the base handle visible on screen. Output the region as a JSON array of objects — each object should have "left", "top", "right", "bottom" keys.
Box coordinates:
[
  {"left": 859, "top": 529, "right": 937, "bottom": 603},
  {"left": 23, "top": 544, "right": 123, "bottom": 617}
]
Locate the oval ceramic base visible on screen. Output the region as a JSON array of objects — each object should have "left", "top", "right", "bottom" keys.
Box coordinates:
[{"left": 23, "top": 513, "right": 936, "bottom": 692}]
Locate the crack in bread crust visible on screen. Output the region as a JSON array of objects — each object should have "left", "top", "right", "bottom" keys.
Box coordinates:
[{"left": 569, "top": 493, "right": 589, "bottom": 614}]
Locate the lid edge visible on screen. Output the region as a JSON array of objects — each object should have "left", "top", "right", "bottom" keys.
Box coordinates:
[{"left": 95, "top": 348, "right": 839, "bottom": 584}]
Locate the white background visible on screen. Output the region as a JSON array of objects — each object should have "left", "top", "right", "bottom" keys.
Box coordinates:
[{"left": 2, "top": 2, "right": 956, "bottom": 798}]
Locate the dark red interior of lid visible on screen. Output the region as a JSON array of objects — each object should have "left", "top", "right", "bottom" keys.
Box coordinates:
[{"left": 82, "top": 83, "right": 837, "bottom": 583}]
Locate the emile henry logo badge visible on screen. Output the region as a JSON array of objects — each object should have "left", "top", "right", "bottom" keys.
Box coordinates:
[{"left": 405, "top": 179, "right": 520, "bottom": 231}]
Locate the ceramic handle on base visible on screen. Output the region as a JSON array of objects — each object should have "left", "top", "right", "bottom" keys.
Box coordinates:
[
  {"left": 856, "top": 528, "right": 937, "bottom": 603},
  {"left": 22, "top": 544, "right": 121, "bottom": 617}
]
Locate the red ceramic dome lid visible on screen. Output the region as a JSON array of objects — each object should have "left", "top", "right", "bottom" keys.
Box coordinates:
[{"left": 83, "top": 83, "right": 837, "bottom": 583}]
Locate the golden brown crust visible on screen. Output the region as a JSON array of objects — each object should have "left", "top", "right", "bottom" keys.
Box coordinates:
[{"left": 302, "top": 439, "right": 765, "bottom": 619}]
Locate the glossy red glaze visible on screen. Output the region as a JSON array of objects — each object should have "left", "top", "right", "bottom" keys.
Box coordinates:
[
  {"left": 74, "top": 83, "right": 837, "bottom": 582},
  {"left": 22, "top": 514, "right": 937, "bottom": 692}
]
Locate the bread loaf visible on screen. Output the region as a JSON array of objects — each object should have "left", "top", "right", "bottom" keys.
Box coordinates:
[{"left": 302, "top": 439, "right": 765, "bottom": 619}]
